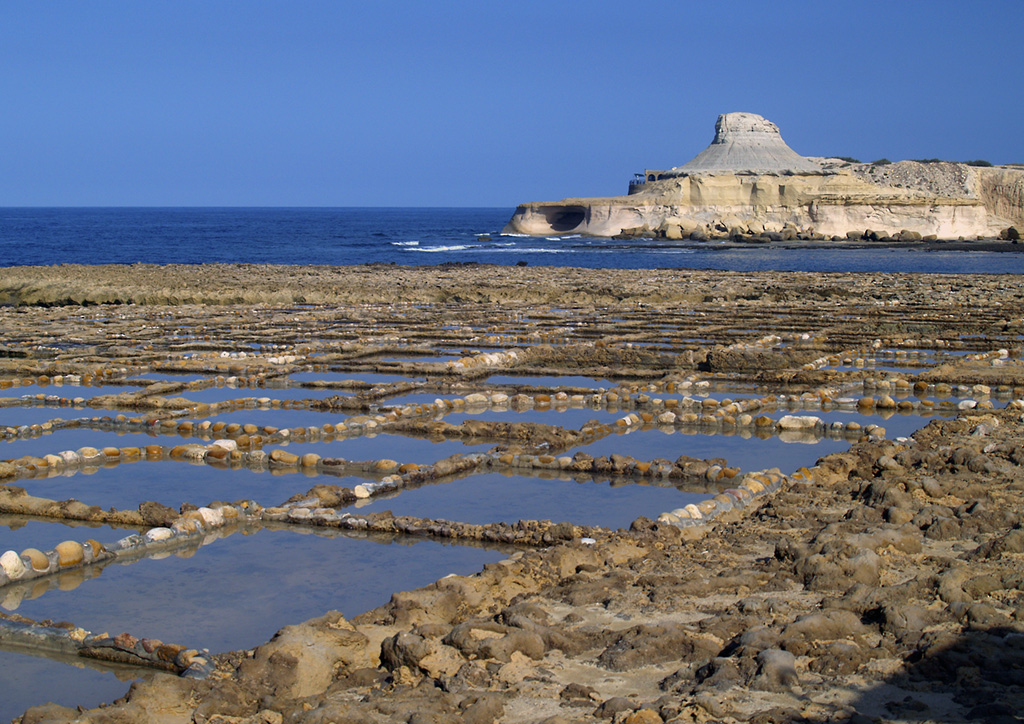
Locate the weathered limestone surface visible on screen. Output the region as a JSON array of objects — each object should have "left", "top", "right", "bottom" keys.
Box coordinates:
[
  {"left": 505, "top": 112, "right": 1024, "bottom": 239},
  {"left": 671, "top": 112, "right": 822, "bottom": 175}
]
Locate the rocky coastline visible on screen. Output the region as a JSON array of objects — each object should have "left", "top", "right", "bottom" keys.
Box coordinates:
[
  {"left": 1, "top": 263, "right": 1024, "bottom": 723},
  {"left": 504, "top": 113, "right": 1024, "bottom": 242}
]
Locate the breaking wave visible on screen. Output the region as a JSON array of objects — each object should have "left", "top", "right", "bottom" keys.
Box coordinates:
[{"left": 411, "top": 244, "right": 475, "bottom": 252}]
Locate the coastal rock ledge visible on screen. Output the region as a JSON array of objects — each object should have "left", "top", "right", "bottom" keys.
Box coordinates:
[{"left": 504, "top": 112, "right": 1024, "bottom": 240}]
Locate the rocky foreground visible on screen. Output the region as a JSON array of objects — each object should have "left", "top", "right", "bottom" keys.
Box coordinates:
[{"left": 2, "top": 264, "right": 1024, "bottom": 724}]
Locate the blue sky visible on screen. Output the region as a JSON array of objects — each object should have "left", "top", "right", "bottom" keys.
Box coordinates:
[{"left": 1, "top": 1, "right": 1021, "bottom": 207}]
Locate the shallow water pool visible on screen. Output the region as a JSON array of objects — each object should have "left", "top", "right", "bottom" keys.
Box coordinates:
[
  {"left": 186, "top": 408, "right": 350, "bottom": 428},
  {"left": 9, "top": 526, "right": 509, "bottom": 653},
  {"left": 127, "top": 372, "right": 212, "bottom": 383},
  {"left": 351, "top": 471, "right": 705, "bottom": 529},
  {"left": 0, "top": 517, "right": 144, "bottom": 561},
  {"left": 438, "top": 406, "right": 626, "bottom": 428},
  {"left": 0, "top": 647, "right": 147, "bottom": 724},
  {"left": 0, "top": 428, "right": 186, "bottom": 461},
  {"left": 0, "top": 406, "right": 134, "bottom": 428},
  {"left": 484, "top": 374, "right": 619, "bottom": 389},
  {"left": 764, "top": 408, "right": 951, "bottom": 440},
  {"left": 573, "top": 427, "right": 852, "bottom": 474},
  {"left": 6, "top": 460, "right": 330, "bottom": 511},
  {"left": 2, "top": 384, "right": 151, "bottom": 399},
  {"left": 270, "top": 435, "right": 497, "bottom": 464},
  {"left": 289, "top": 372, "right": 424, "bottom": 385},
  {"left": 180, "top": 386, "right": 351, "bottom": 403}
]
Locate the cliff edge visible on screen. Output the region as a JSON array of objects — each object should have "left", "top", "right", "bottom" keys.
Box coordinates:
[{"left": 505, "top": 112, "right": 1024, "bottom": 241}]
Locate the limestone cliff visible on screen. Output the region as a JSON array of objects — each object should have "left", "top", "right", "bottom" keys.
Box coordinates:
[{"left": 504, "top": 113, "right": 1023, "bottom": 240}]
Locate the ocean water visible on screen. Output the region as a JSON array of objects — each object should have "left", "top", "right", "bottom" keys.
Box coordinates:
[{"left": 1, "top": 207, "right": 1023, "bottom": 273}]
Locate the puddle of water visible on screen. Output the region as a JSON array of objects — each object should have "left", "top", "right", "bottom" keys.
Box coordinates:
[
  {"left": 181, "top": 386, "right": 349, "bottom": 403},
  {"left": 353, "top": 472, "right": 705, "bottom": 530},
  {"left": 270, "top": 435, "right": 496, "bottom": 465},
  {"left": 0, "top": 429, "right": 180, "bottom": 461},
  {"left": 573, "top": 428, "right": 851, "bottom": 475},
  {"left": 7, "top": 461, "right": 325, "bottom": 510},
  {"left": 766, "top": 409, "right": 950, "bottom": 440},
  {"left": 829, "top": 364, "right": 932, "bottom": 374},
  {"left": 380, "top": 393, "right": 462, "bottom": 406},
  {"left": 659, "top": 392, "right": 766, "bottom": 404},
  {"left": 187, "top": 408, "right": 350, "bottom": 428},
  {"left": 0, "top": 407, "right": 131, "bottom": 428},
  {"left": 0, "top": 517, "right": 144, "bottom": 557},
  {"left": 484, "top": 375, "right": 618, "bottom": 389},
  {"left": 440, "top": 407, "right": 626, "bottom": 427},
  {"left": 375, "top": 355, "right": 460, "bottom": 364},
  {"left": 127, "top": 372, "right": 211, "bottom": 383},
  {"left": 289, "top": 372, "right": 423, "bottom": 384},
  {"left": 0, "top": 647, "right": 145, "bottom": 723},
  {"left": 10, "top": 526, "right": 508, "bottom": 653},
  {"left": 4, "top": 384, "right": 152, "bottom": 399}
]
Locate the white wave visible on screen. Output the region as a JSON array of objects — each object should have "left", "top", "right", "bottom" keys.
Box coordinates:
[
  {"left": 500, "top": 233, "right": 531, "bottom": 238},
  {"left": 391, "top": 240, "right": 419, "bottom": 247},
  {"left": 487, "top": 247, "right": 571, "bottom": 254},
  {"left": 411, "top": 244, "right": 475, "bottom": 252}
]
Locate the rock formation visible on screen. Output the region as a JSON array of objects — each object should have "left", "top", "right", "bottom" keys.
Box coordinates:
[
  {"left": 504, "top": 112, "right": 1024, "bottom": 240},
  {"left": 670, "top": 111, "right": 822, "bottom": 176}
]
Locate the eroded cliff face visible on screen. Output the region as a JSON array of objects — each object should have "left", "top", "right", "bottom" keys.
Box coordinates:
[
  {"left": 504, "top": 166, "right": 1022, "bottom": 239},
  {"left": 977, "top": 166, "right": 1024, "bottom": 227}
]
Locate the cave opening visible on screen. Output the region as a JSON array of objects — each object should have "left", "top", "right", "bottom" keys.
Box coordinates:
[{"left": 542, "top": 206, "right": 586, "bottom": 232}]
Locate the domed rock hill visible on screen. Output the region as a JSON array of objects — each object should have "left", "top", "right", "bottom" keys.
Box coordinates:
[{"left": 504, "top": 112, "right": 1024, "bottom": 241}]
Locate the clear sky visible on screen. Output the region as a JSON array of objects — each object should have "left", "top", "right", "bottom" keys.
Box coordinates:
[{"left": 1, "top": 1, "right": 1021, "bottom": 207}]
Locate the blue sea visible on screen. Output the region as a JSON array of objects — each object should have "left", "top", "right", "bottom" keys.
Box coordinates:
[{"left": 1, "top": 207, "right": 1023, "bottom": 273}]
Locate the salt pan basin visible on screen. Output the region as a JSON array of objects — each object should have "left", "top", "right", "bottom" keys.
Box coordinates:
[{"left": 351, "top": 471, "right": 706, "bottom": 530}]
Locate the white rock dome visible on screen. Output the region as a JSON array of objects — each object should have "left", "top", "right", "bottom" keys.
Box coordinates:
[{"left": 671, "top": 112, "right": 821, "bottom": 175}]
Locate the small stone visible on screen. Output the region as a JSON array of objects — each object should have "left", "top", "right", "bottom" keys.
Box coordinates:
[
  {"left": 623, "top": 710, "right": 663, "bottom": 724},
  {"left": 113, "top": 632, "right": 139, "bottom": 650},
  {"left": 197, "top": 507, "right": 224, "bottom": 527},
  {"left": 755, "top": 648, "right": 799, "bottom": 691},
  {"left": 85, "top": 538, "right": 106, "bottom": 556},
  {"left": 1, "top": 550, "right": 27, "bottom": 579},
  {"left": 777, "top": 415, "right": 822, "bottom": 430},
  {"left": 21, "top": 547, "right": 50, "bottom": 572},
  {"left": 594, "top": 697, "right": 635, "bottom": 719},
  {"left": 205, "top": 446, "right": 229, "bottom": 461},
  {"left": 300, "top": 453, "right": 321, "bottom": 468},
  {"left": 145, "top": 527, "right": 174, "bottom": 543},
  {"left": 269, "top": 449, "right": 299, "bottom": 465},
  {"left": 55, "top": 540, "right": 84, "bottom": 567},
  {"left": 353, "top": 484, "right": 373, "bottom": 499},
  {"left": 155, "top": 643, "right": 185, "bottom": 662}
]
